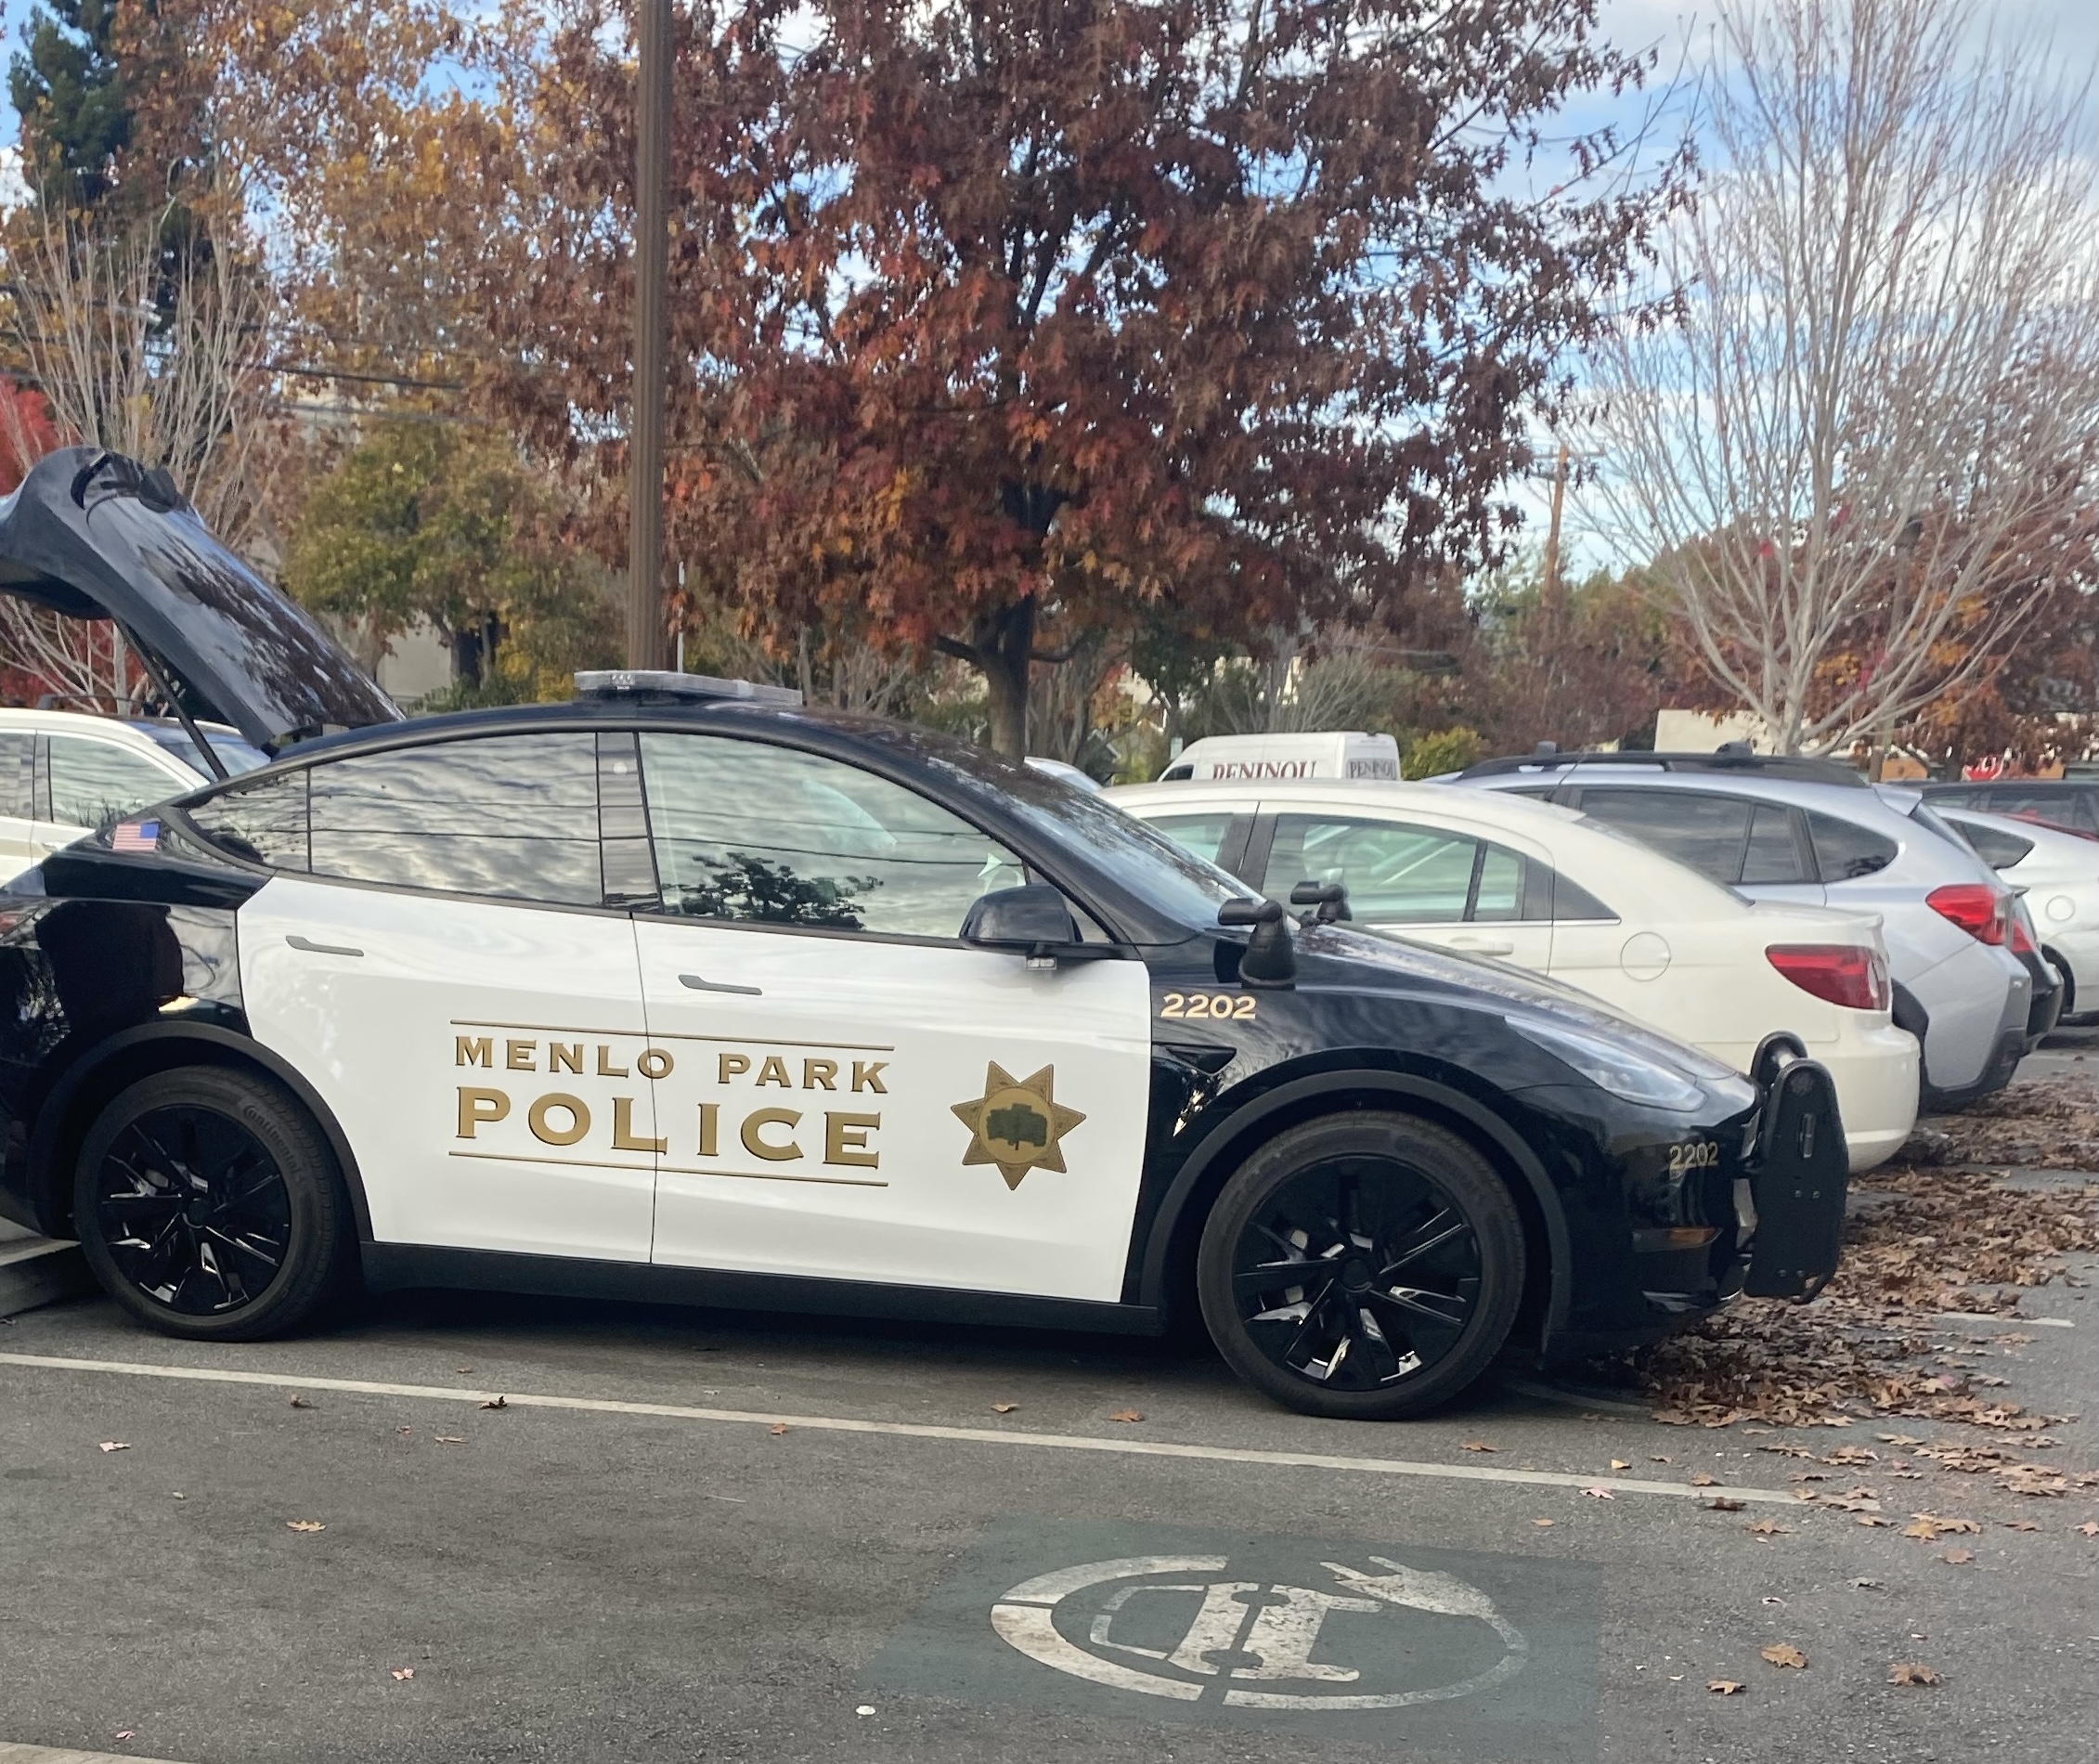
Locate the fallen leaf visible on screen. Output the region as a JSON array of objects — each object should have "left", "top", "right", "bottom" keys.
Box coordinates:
[
  {"left": 434, "top": 1435, "right": 466, "bottom": 1444},
  {"left": 286, "top": 1520, "right": 326, "bottom": 1533},
  {"left": 855, "top": 1705, "right": 875, "bottom": 1717},
  {"left": 2002, "top": 1520, "right": 2040, "bottom": 1532},
  {"left": 1856, "top": 1514, "right": 1892, "bottom": 1527},
  {"left": 171, "top": 1493, "right": 184, "bottom": 1500},
  {"left": 1650, "top": 1454, "right": 1674, "bottom": 1463},
  {"left": 456, "top": 1366, "right": 473, "bottom": 1373},
  {"left": 391, "top": 1667, "right": 415, "bottom": 1680},
  {"left": 1610, "top": 1459, "right": 1631, "bottom": 1470},
  {"left": 1761, "top": 1643, "right": 1807, "bottom": 1669},
  {"left": 114, "top": 1732, "right": 135, "bottom": 1742},
  {"left": 1747, "top": 1520, "right": 1793, "bottom": 1536},
  {"left": 288, "top": 1394, "right": 315, "bottom": 1409},
  {"left": 1941, "top": 1548, "right": 1975, "bottom": 1564},
  {"left": 1110, "top": 1409, "right": 1145, "bottom": 1424},
  {"left": 770, "top": 1422, "right": 790, "bottom": 1436},
  {"left": 1532, "top": 1518, "right": 1554, "bottom": 1527},
  {"left": 1460, "top": 1440, "right": 1499, "bottom": 1453},
  {"left": 991, "top": 1403, "right": 1018, "bottom": 1414},
  {"left": 97, "top": 1442, "right": 130, "bottom": 1453},
  {"left": 2077, "top": 1522, "right": 2099, "bottom": 1537},
  {"left": 1690, "top": 1473, "right": 1718, "bottom": 1486},
  {"left": 1888, "top": 1662, "right": 1941, "bottom": 1686},
  {"left": 1706, "top": 1497, "right": 1747, "bottom": 1512},
  {"left": 1581, "top": 1485, "right": 1615, "bottom": 1499},
  {"left": 1708, "top": 1679, "right": 1745, "bottom": 1694},
  {"left": 479, "top": 1395, "right": 508, "bottom": 1410}
]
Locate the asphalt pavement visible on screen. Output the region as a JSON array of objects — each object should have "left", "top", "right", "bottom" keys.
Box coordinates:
[{"left": 5, "top": 1238, "right": 2098, "bottom": 1764}]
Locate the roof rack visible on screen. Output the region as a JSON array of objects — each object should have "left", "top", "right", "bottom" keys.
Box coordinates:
[
  {"left": 573, "top": 669, "right": 803, "bottom": 707},
  {"left": 1458, "top": 742, "right": 1866, "bottom": 787}
]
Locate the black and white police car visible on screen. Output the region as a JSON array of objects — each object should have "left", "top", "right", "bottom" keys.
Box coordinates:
[{"left": 0, "top": 449, "right": 1849, "bottom": 1420}]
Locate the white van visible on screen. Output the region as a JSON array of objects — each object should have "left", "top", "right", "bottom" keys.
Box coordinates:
[{"left": 1158, "top": 731, "right": 1401, "bottom": 784}]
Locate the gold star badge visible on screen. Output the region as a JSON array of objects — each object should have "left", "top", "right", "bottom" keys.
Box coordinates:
[{"left": 950, "top": 1062, "right": 1087, "bottom": 1190}]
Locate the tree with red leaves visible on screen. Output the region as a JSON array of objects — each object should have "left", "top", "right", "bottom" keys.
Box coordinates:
[{"left": 486, "top": 0, "right": 1687, "bottom": 754}]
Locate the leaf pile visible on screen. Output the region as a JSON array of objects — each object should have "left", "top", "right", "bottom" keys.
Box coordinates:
[
  {"left": 1899, "top": 1080, "right": 2099, "bottom": 1174},
  {"left": 1635, "top": 1083, "right": 2099, "bottom": 1430}
]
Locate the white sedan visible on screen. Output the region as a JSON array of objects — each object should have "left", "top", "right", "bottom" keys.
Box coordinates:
[
  {"left": 1109, "top": 779, "right": 1920, "bottom": 1169},
  {"left": 1937, "top": 805, "right": 2099, "bottom": 1022}
]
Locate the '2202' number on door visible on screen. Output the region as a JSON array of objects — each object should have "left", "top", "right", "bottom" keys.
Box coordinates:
[
  {"left": 1666, "top": 1140, "right": 1721, "bottom": 1174},
  {"left": 1160, "top": 992, "right": 1257, "bottom": 1020}
]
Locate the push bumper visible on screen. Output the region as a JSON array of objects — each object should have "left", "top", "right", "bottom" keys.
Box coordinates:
[{"left": 1739, "top": 1051, "right": 1850, "bottom": 1299}]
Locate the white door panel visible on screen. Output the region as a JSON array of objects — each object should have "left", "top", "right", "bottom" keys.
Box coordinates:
[
  {"left": 240, "top": 876, "right": 656, "bottom": 1261},
  {"left": 636, "top": 921, "right": 1152, "bottom": 1301}
]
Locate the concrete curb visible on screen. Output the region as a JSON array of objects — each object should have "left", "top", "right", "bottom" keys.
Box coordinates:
[
  {"left": 0, "top": 1235, "right": 93, "bottom": 1319},
  {"left": 0, "top": 1745, "right": 191, "bottom": 1764}
]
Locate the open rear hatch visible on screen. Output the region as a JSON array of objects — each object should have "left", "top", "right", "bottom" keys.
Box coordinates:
[{"left": 0, "top": 447, "right": 402, "bottom": 761}]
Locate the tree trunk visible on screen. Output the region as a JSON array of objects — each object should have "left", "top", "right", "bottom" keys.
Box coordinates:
[{"left": 946, "top": 596, "right": 1037, "bottom": 759}]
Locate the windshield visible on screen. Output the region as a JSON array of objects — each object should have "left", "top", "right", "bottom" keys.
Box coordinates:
[{"left": 831, "top": 717, "right": 1259, "bottom": 927}]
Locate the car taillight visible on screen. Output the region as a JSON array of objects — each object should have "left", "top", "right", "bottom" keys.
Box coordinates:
[
  {"left": 1925, "top": 882, "right": 2009, "bottom": 944},
  {"left": 2010, "top": 912, "right": 2037, "bottom": 954},
  {"left": 1766, "top": 944, "right": 1892, "bottom": 1010}
]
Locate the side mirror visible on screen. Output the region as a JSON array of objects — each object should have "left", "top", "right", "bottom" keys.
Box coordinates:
[
  {"left": 962, "top": 884, "right": 1082, "bottom": 955},
  {"left": 1289, "top": 879, "right": 1351, "bottom": 923},
  {"left": 1218, "top": 897, "right": 1296, "bottom": 989}
]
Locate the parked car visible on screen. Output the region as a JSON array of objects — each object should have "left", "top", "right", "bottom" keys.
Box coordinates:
[
  {"left": 1922, "top": 778, "right": 2099, "bottom": 839},
  {"left": 0, "top": 707, "right": 268, "bottom": 875},
  {"left": 1108, "top": 777, "right": 1919, "bottom": 1169},
  {"left": 1939, "top": 805, "right": 2098, "bottom": 1022},
  {"left": 1451, "top": 752, "right": 2031, "bottom": 1110}
]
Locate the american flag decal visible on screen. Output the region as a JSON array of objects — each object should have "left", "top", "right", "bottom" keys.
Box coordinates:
[{"left": 112, "top": 820, "right": 161, "bottom": 853}]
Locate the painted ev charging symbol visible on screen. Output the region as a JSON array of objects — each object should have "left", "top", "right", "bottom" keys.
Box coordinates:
[{"left": 991, "top": 1552, "right": 1528, "bottom": 1710}]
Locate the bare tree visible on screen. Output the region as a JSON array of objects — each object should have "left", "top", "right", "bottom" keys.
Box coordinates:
[
  {"left": 1587, "top": 0, "right": 2099, "bottom": 757},
  {"left": 0, "top": 204, "right": 282, "bottom": 704}
]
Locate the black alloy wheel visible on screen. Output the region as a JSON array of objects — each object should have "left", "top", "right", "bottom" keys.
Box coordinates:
[
  {"left": 75, "top": 1067, "right": 354, "bottom": 1341},
  {"left": 1197, "top": 1112, "right": 1524, "bottom": 1420}
]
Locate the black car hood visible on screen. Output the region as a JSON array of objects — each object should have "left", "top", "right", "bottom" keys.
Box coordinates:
[{"left": 0, "top": 448, "right": 401, "bottom": 749}]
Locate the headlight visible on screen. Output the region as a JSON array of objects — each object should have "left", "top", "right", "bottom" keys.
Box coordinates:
[{"left": 1511, "top": 1017, "right": 1708, "bottom": 1111}]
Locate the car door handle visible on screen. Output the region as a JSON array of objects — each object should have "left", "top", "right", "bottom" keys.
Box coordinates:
[
  {"left": 1446, "top": 936, "right": 1516, "bottom": 956},
  {"left": 680, "top": 973, "right": 762, "bottom": 996},
  {"left": 285, "top": 935, "right": 365, "bottom": 958}
]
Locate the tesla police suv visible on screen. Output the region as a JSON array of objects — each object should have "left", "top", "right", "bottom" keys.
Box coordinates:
[{"left": 0, "top": 450, "right": 1849, "bottom": 1420}]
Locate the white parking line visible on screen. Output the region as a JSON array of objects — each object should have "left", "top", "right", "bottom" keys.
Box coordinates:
[
  {"left": 1934, "top": 1311, "right": 2074, "bottom": 1329},
  {"left": 0, "top": 1744, "right": 191, "bottom": 1764},
  {"left": 0, "top": 1350, "right": 1796, "bottom": 1504}
]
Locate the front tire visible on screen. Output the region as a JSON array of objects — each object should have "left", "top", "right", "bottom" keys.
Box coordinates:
[
  {"left": 1197, "top": 1111, "right": 1525, "bottom": 1420},
  {"left": 74, "top": 1067, "right": 354, "bottom": 1341}
]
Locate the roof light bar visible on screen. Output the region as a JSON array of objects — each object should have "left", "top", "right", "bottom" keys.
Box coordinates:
[{"left": 573, "top": 669, "right": 803, "bottom": 707}]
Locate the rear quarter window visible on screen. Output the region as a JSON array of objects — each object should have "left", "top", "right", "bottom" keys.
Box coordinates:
[{"left": 1806, "top": 811, "right": 1898, "bottom": 880}]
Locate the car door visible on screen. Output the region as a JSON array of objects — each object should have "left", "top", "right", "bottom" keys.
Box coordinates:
[
  {"left": 208, "top": 731, "right": 660, "bottom": 1263},
  {"left": 1248, "top": 810, "right": 1554, "bottom": 968},
  {"left": 36, "top": 730, "right": 195, "bottom": 862},
  {"left": 0, "top": 731, "right": 38, "bottom": 875},
  {"left": 628, "top": 731, "right": 1152, "bottom": 1303}
]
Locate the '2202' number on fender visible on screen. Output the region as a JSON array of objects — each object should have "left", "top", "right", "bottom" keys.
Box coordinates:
[
  {"left": 1666, "top": 1140, "right": 1721, "bottom": 1174},
  {"left": 1160, "top": 992, "right": 1257, "bottom": 1021}
]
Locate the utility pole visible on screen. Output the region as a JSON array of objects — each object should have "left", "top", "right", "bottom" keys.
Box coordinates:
[
  {"left": 626, "top": 0, "right": 672, "bottom": 670},
  {"left": 1540, "top": 441, "right": 1571, "bottom": 613}
]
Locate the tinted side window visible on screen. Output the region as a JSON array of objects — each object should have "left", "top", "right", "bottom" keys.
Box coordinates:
[
  {"left": 1806, "top": 811, "right": 1898, "bottom": 881},
  {"left": 1741, "top": 805, "right": 1810, "bottom": 884},
  {"left": 1547, "top": 870, "right": 1617, "bottom": 920},
  {"left": 1989, "top": 789, "right": 2099, "bottom": 834},
  {"left": 638, "top": 734, "right": 1026, "bottom": 938},
  {"left": 47, "top": 735, "right": 181, "bottom": 829},
  {"left": 1144, "top": 811, "right": 1239, "bottom": 868},
  {"left": 0, "top": 733, "right": 33, "bottom": 819},
  {"left": 186, "top": 770, "right": 311, "bottom": 870},
  {"left": 308, "top": 734, "right": 603, "bottom": 904},
  {"left": 1955, "top": 821, "right": 2034, "bottom": 870},
  {"left": 1574, "top": 789, "right": 1753, "bottom": 884}
]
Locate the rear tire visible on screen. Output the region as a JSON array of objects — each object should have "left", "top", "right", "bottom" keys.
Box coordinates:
[
  {"left": 1197, "top": 1111, "right": 1525, "bottom": 1420},
  {"left": 74, "top": 1067, "right": 354, "bottom": 1341}
]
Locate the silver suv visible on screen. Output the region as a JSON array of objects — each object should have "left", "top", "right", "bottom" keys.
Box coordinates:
[{"left": 1450, "top": 754, "right": 2031, "bottom": 1109}]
